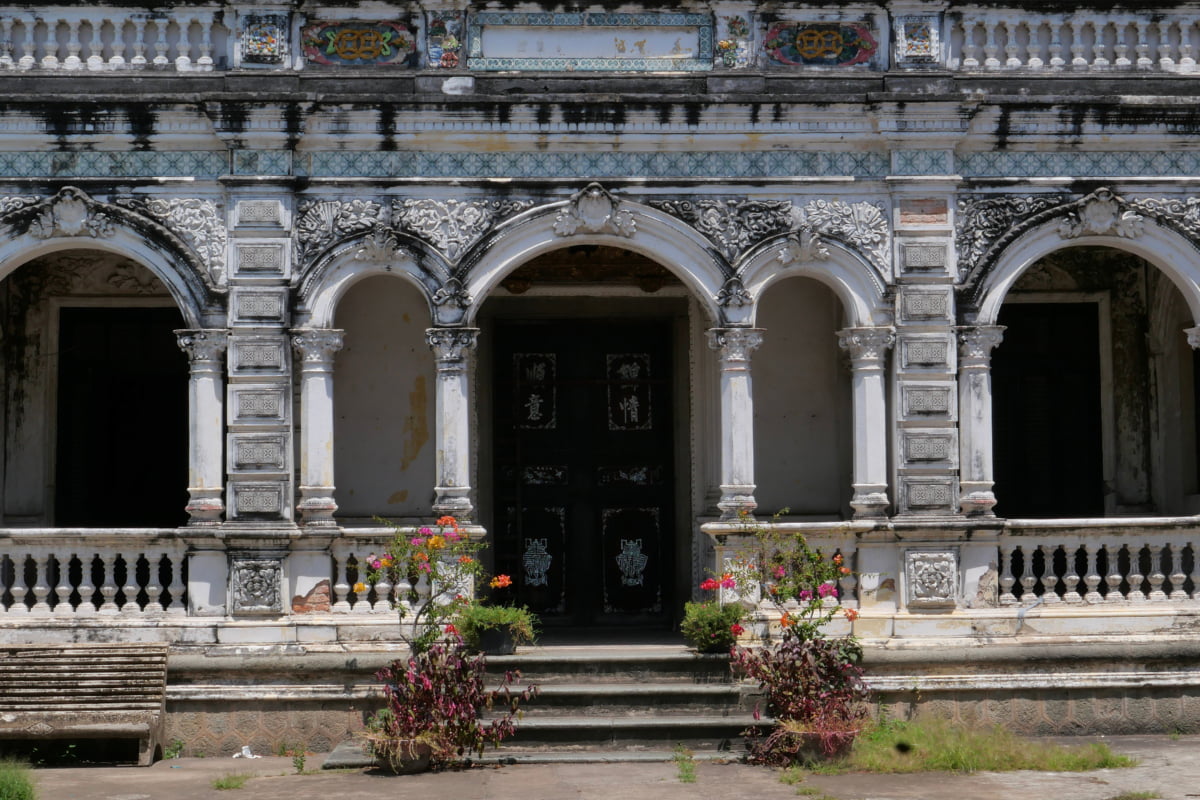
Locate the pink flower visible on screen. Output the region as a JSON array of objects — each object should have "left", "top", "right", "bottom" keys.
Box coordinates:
[
  {"left": 410, "top": 537, "right": 426, "bottom": 546},
  {"left": 719, "top": 573, "right": 736, "bottom": 590},
  {"left": 418, "top": 562, "right": 431, "bottom": 573},
  {"left": 798, "top": 589, "right": 813, "bottom": 601},
  {"left": 419, "top": 527, "right": 433, "bottom": 536},
  {"left": 369, "top": 559, "right": 382, "bottom": 570},
  {"left": 772, "top": 565, "right": 786, "bottom": 579},
  {"left": 818, "top": 582, "right": 838, "bottom": 598}
]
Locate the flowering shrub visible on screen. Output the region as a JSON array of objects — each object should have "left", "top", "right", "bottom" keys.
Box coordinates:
[
  {"left": 720, "top": 510, "right": 869, "bottom": 764},
  {"left": 680, "top": 600, "right": 745, "bottom": 653},
  {"left": 369, "top": 637, "right": 537, "bottom": 769}
]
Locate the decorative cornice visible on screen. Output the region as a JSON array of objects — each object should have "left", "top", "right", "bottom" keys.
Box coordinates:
[
  {"left": 1058, "top": 189, "right": 1145, "bottom": 239},
  {"left": 29, "top": 187, "right": 115, "bottom": 240},
  {"left": 394, "top": 198, "right": 532, "bottom": 262},
  {"left": 553, "top": 183, "right": 636, "bottom": 238}
]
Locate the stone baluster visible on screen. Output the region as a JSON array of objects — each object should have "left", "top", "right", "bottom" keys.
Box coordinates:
[
  {"left": 1112, "top": 19, "right": 1131, "bottom": 67},
  {"left": 144, "top": 554, "right": 164, "bottom": 613},
  {"left": 1093, "top": 20, "right": 1111, "bottom": 67},
  {"left": 77, "top": 556, "right": 97, "bottom": 614},
  {"left": 1003, "top": 20, "right": 1021, "bottom": 67},
  {"left": 375, "top": 572, "right": 395, "bottom": 614},
  {"left": 1190, "top": 544, "right": 1200, "bottom": 600},
  {"left": 1157, "top": 21, "right": 1175, "bottom": 70},
  {"left": 1147, "top": 543, "right": 1167, "bottom": 601},
  {"left": 108, "top": 18, "right": 127, "bottom": 69},
  {"left": 1126, "top": 544, "right": 1146, "bottom": 602},
  {"left": 1038, "top": 545, "right": 1061, "bottom": 603},
  {"left": 837, "top": 549, "right": 858, "bottom": 609},
  {"left": 131, "top": 19, "right": 147, "bottom": 68},
  {"left": 957, "top": 326, "right": 1004, "bottom": 515},
  {"left": 983, "top": 18, "right": 1002, "bottom": 68},
  {"left": 198, "top": 18, "right": 214, "bottom": 70},
  {"left": 1083, "top": 543, "right": 1103, "bottom": 603},
  {"left": 1180, "top": 21, "right": 1196, "bottom": 71},
  {"left": 152, "top": 20, "right": 169, "bottom": 67},
  {"left": 86, "top": 19, "right": 105, "bottom": 71},
  {"left": 1169, "top": 543, "right": 1188, "bottom": 600},
  {"left": 1019, "top": 547, "right": 1037, "bottom": 602},
  {"left": 427, "top": 327, "right": 480, "bottom": 519},
  {"left": 1062, "top": 544, "right": 1082, "bottom": 603},
  {"left": 1105, "top": 545, "right": 1123, "bottom": 602},
  {"left": 1135, "top": 20, "right": 1153, "bottom": 68},
  {"left": 998, "top": 542, "right": 1017, "bottom": 604},
  {"left": 41, "top": 19, "right": 61, "bottom": 69},
  {"left": 7, "top": 554, "right": 27, "bottom": 613},
  {"left": 17, "top": 17, "right": 35, "bottom": 70},
  {"left": 121, "top": 555, "right": 140, "bottom": 614},
  {"left": 961, "top": 20, "right": 981, "bottom": 69},
  {"left": 292, "top": 328, "right": 345, "bottom": 527},
  {"left": 0, "top": 17, "right": 14, "bottom": 69},
  {"left": 1048, "top": 19, "right": 1065, "bottom": 67},
  {"left": 165, "top": 550, "right": 186, "bottom": 614},
  {"left": 177, "top": 330, "right": 228, "bottom": 526},
  {"left": 174, "top": 16, "right": 193, "bottom": 71},
  {"left": 837, "top": 328, "right": 894, "bottom": 518},
  {"left": 97, "top": 554, "right": 119, "bottom": 614},
  {"left": 707, "top": 328, "right": 764, "bottom": 519},
  {"left": 1069, "top": 19, "right": 1088, "bottom": 67},
  {"left": 53, "top": 554, "right": 73, "bottom": 614},
  {"left": 63, "top": 20, "right": 82, "bottom": 70},
  {"left": 330, "top": 553, "right": 351, "bottom": 613},
  {"left": 30, "top": 551, "right": 51, "bottom": 614},
  {"left": 1025, "top": 21, "right": 1043, "bottom": 69}
]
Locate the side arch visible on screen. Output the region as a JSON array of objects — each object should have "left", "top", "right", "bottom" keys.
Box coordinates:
[{"left": 457, "top": 195, "right": 729, "bottom": 324}]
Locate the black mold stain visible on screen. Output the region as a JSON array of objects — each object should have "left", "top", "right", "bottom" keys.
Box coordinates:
[
  {"left": 378, "top": 103, "right": 397, "bottom": 151},
  {"left": 126, "top": 105, "right": 156, "bottom": 151}
]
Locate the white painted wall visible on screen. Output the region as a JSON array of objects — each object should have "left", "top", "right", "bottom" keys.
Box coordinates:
[
  {"left": 333, "top": 275, "right": 435, "bottom": 520},
  {"left": 752, "top": 277, "right": 851, "bottom": 517}
]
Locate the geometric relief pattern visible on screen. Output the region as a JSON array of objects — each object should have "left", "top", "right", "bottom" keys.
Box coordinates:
[
  {"left": 905, "top": 549, "right": 957, "bottom": 608},
  {"left": 230, "top": 558, "right": 283, "bottom": 614},
  {"left": 959, "top": 151, "right": 1200, "bottom": 179}
]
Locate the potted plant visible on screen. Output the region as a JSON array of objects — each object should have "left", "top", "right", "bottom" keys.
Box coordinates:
[
  {"left": 455, "top": 601, "right": 537, "bottom": 655},
  {"left": 680, "top": 598, "right": 745, "bottom": 653},
  {"left": 361, "top": 516, "right": 538, "bottom": 771}
]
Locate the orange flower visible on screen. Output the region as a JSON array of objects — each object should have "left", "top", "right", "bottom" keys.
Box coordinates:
[
  {"left": 490, "top": 574, "right": 513, "bottom": 589},
  {"left": 437, "top": 515, "right": 459, "bottom": 529},
  {"left": 844, "top": 608, "right": 860, "bottom": 622},
  {"left": 833, "top": 553, "right": 844, "bottom": 565},
  {"left": 458, "top": 555, "right": 474, "bottom": 565},
  {"left": 415, "top": 552, "right": 429, "bottom": 562},
  {"left": 779, "top": 613, "right": 794, "bottom": 629},
  {"left": 839, "top": 566, "right": 851, "bottom": 575}
]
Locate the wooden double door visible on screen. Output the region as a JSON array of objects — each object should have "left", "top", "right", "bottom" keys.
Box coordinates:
[{"left": 492, "top": 319, "right": 675, "bottom": 627}]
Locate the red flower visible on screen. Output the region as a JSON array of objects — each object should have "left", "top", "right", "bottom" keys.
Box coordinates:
[
  {"left": 699, "top": 578, "right": 719, "bottom": 592},
  {"left": 730, "top": 623, "right": 745, "bottom": 636}
]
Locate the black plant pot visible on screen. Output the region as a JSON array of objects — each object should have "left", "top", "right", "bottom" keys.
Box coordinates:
[{"left": 477, "top": 626, "right": 518, "bottom": 655}]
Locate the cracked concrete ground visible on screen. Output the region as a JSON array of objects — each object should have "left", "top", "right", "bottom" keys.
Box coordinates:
[{"left": 26, "top": 735, "right": 1200, "bottom": 800}]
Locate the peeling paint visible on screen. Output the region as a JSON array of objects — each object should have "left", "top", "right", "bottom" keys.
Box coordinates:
[
  {"left": 387, "top": 489, "right": 409, "bottom": 504},
  {"left": 400, "top": 374, "right": 429, "bottom": 472}
]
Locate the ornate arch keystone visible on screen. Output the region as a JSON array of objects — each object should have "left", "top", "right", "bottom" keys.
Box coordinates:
[{"left": 553, "top": 183, "right": 637, "bottom": 238}]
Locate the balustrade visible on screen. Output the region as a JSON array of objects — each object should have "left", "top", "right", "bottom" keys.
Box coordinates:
[
  {"left": 331, "top": 531, "right": 434, "bottom": 618},
  {"left": 950, "top": 12, "right": 1200, "bottom": 73},
  {"left": 998, "top": 529, "right": 1199, "bottom": 605},
  {"left": 0, "top": 532, "right": 186, "bottom": 615}
]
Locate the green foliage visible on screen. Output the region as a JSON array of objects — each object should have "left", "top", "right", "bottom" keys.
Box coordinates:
[
  {"left": 211, "top": 773, "right": 251, "bottom": 790},
  {"left": 454, "top": 603, "right": 538, "bottom": 651},
  {"left": 672, "top": 744, "right": 697, "bottom": 784},
  {"left": 1103, "top": 792, "right": 1161, "bottom": 800},
  {"left": 845, "top": 716, "right": 1137, "bottom": 774},
  {"left": 163, "top": 739, "right": 184, "bottom": 759},
  {"left": 0, "top": 760, "right": 35, "bottom": 800},
  {"left": 291, "top": 752, "right": 306, "bottom": 774},
  {"left": 681, "top": 600, "right": 745, "bottom": 653}
]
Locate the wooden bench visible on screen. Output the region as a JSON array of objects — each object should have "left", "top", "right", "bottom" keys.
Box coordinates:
[{"left": 0, "top": 643, "right": 168, "bottom": 765}]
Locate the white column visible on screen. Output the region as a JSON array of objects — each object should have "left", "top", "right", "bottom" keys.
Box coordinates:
[
  {"left": 957, "top": 325, "right": 1005, "bottom": 515},
  {"left": 175, "top": 329, "right": 228, "bottom": 525},
  {"left": 838, "top": 327, "right": 895, "bottom": 518},
  {"left": 291, "top": 328, "right": 345, "bottom": 527},
  {"left": 706, "top": 328, "right": 764, "bottom": 520},
  {"left": 427, "top": 327, "right": 480, "bottom": 520}
]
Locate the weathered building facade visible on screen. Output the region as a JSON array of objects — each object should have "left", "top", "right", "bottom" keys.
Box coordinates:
[{"left": 4, "top": 0, "right": 1200, "bottom": 744}]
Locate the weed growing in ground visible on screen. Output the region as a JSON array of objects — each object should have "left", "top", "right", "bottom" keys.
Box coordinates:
[
  {"left": 827, "top": 715, "right": 1136, "bottom": 774},
  {"left": 1103, "top": 793, "right": 1161, "bottom": 800},
  {"left": 211, "top": 773, "right": 251, "bottom": 790},
  {"left": 673, "top": 744, "right": 696, "bottom": 783},
  {"left": 291, "top": 752, "right": 306, "bottom": 774},
  {"left": 164, "top": 739, "right": 184, "bottom": 759},
  {"left": 0, "top": 759, "right": 35, "bottom": 800}
]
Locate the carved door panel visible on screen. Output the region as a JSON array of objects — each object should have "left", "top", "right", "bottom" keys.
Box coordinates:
[
  {"left": 493, "top": 320, "right": 674, "bottom": 627},
  {"left": 992, "top": 302, "right": 1104, "bottom": 518}
]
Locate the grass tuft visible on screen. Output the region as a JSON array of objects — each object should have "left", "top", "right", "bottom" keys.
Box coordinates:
[
  {"left": 829, "top": 715, "right": 1137, "bottom": 774},
  {"left": 672, "top": 744, "right": 697, "bottom": 784},
  {"left": 1103, "top": 793, "right": 1161, "bottom": 800},
  {"left": 0, "top": 759, "right": 35, "bottom": 800},
  {"left": 211, "top": 773, "right": 252, "bottom": 791}
]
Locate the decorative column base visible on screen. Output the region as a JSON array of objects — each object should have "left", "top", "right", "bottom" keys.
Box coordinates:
[
  {"left": 717, "top": 484, "right": 757, "bottom": 520},
  {"left": 433, "top": 486, "right": 473, "bottom": 520},
  {"left": 297, "top": 486, "right": 338, "bottom": 527},
  {"left": 959, "top": 481, "right": 998, "bottom": 516},
  {"left": 849, "top": 484, "right": 890, "bottom": 518},
  {"left": 184, "top": 489, "right": 224, "bottom": 526}
]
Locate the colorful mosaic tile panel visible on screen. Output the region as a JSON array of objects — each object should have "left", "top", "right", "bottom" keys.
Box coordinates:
[
  {"left": 426, "top": 11, "right": 465, "bottom": 69},
  {"left": 301, "top": 150, "right": 889, "bottom": 179},
  {"left": 301, "top": 20, "right": 418, "bottom": 67},
  {"left": 764, "top": 22, "right": 878, "bottom": 67},
  {"left": 467, "top": 11, "right": 712, "bottom": 72},
  {"left": 242, "top": 13, "right": 289, "bottom": 65},
  {"left": 898, "top": 16, "right": 939, "bottom": 62},
  {"left": 959, "top": 150, "right": 1200, "bottom": 178},
  {"left": 0, "top": 151, "right": 229, "bottom": 178}
]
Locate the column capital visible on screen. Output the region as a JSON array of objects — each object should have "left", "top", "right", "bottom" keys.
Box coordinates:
[
  {"left": 175, "top": 329, "right": 228, "bottom": 366},
  {"left": 836, "top": 326, "right": 895, "bottom": 367},
  {"left": 426, "top": 327, "right": 480, "bottom": 362},
  {"left": 706, "top": 327, "right": 764, "bottom": 363},
  {"left": 291, "top": 328, "right": 345, "bottom": 366},
  {"left": 1186, "top": 326, "right": 1200, "bottom": 350},
  {"left": 957, "top": 325, "right": 1005, "bottom": 367}
]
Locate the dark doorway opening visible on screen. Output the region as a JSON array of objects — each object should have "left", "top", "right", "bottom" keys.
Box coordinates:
[
  {"left": 55, "top": 307, "right": 187, "bottom": 527},
  {"left": 492, "top": 319, "right": 675, "bottom": 628},
  {"left": 992, "top": 302, "right": 1105, "bottom": 518}
]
